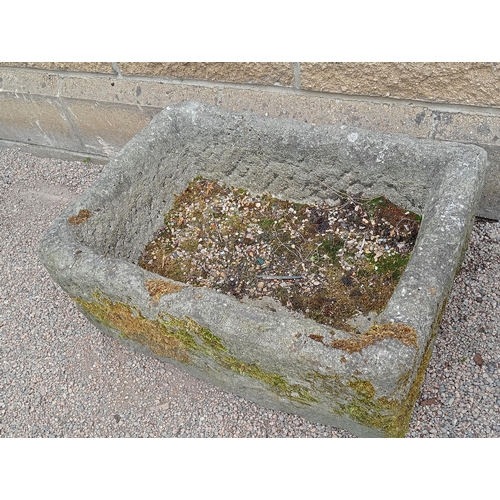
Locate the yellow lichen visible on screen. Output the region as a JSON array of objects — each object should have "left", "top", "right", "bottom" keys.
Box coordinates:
[
  {"left": 74, "top": 291, "right": 316, "bottom": 405},
  {"left": 330, "top": 323, "right": 417, "bottom": 353},
  {"left": 145, "top": 278, "right": 184, "bottom": 301},
  {"left": 68, "top": 209, "right": 92, "bottom": 225},
  {"left": 72, "top": 288, "right": 435, "bottom": 436}
]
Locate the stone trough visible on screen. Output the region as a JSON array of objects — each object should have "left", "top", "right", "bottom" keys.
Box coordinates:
[{"left": 38, "top": 101, "right": 488, "bottom": 437}]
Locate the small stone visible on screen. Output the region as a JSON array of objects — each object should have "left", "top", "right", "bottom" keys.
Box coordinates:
[
  {"left": 420, "top": 397, "right": 439, "bottom": 406},
  {"left": 473, "top": 353, "right": 484, "bottom": 366},
  {"left": 257, "top": 282, "right": 264, "bottom": 289}
]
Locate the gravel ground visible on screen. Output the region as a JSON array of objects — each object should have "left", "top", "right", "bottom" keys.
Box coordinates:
[{"left": 1, "top": 146, "right": 499, "bottom": 438}]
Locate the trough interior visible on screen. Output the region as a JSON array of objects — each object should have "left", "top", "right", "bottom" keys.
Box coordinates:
[{"left": 73, "top": 104, "right": 443, "bottom": 269}]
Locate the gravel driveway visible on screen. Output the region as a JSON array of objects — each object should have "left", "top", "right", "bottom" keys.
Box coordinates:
[{"left": 1, "top": 147, "right": 499, "bottom": 438}]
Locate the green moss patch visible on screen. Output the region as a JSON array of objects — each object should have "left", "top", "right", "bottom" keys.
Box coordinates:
[
  {"left": 220, "top": 355, "right": 318, "bottom": 405},
  {"left": 330, "top": 320, "right": 437, "bottom": 437},
  {"left": 74, "top": 291, "right": 225, "bottom": 363},
  {"left": 73, "top": 290, "right": 316, "bottom": 406}
]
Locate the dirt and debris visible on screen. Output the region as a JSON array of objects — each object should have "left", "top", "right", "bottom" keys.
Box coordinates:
[{"left": 139, "top": 177, "right": 421, "bottom": 330}]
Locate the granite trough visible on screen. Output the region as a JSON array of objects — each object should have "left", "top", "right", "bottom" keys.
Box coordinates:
[{"left": 38, "top": 101, "right": 488, "bottom": 437}]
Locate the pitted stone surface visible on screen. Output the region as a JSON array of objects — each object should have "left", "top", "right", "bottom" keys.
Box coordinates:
[{"left": 38, "top": 101, "right": 488, "bottom": 437}]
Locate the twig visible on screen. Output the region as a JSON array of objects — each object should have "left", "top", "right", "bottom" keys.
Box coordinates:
[
  {"left": 209, "top": 212, "right": 225, "bottom": 244},
  {"left": 271, "top": 229, "right": 303, "bottom": 262}
]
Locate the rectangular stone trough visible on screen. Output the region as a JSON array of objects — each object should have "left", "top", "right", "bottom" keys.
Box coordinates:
[{"left": 38, "top": 101, "right": 488, "bottom": 437}]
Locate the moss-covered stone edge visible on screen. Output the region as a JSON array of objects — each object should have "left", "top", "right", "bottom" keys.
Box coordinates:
[
  {"left": 332, "top": 303, "right": 446, "bottom": 437},
  {"left": 73, "top": 289, "right": 440, "bottom": 436},
  {"left": 334, "top": 362, "right": 423, "bottom": 438},
  {"left": 73, "top": 290, "right": 317, "bottom": 405}
]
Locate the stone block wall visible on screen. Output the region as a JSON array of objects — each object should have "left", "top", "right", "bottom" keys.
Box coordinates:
[{"left": 0, "top": 62, "right": 499, "bottom": 218}]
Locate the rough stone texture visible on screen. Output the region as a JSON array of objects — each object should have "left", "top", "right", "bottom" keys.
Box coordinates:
[
  {"left": 219, "top": 89, "right": 500, "bottom": 219},
  {"left": 300, "top": 62, "right": 500, "bottom": 107},
  {"left": 0, "top": 68, "right": 59, "bottom": 95},
  {"left": 38, "top": 101, "right": 487, "bottom": 437},
  {"left": 0, "top": 94, "right": 80, "bottom": 151},
  {"left": 0, "top": 62, "right": 114, "bottom": 73},
  {"left": 220, "top": 87, "right": 433, "bottom": 137},
  {"left": 426, "top": 110, "right": 500, "bottom": 220},
  {"left": 60, "top": 75, "right": 218, "bottom": 108},
  {"left": 118, "top": 62, "right": 294, "bottom": 86}
]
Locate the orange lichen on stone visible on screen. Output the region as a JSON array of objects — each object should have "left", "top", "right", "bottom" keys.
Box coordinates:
[
  {"left": 145, "top": 278, "right": 184, "bottom": 301},
  {"left": 330, "top": 323, "right": 417, "bottom": 353},
  {"left": 68, "top": 209, "right": 92, "bottom": 225}
]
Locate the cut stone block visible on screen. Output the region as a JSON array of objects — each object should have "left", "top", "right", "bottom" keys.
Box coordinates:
[{"left": 38, "top": 101, "right": 488, "bottom": 437}]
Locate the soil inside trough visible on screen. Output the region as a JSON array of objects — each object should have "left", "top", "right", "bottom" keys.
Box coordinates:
[{"left": 139, "top": 177, "right": 421, "bottom": 330}]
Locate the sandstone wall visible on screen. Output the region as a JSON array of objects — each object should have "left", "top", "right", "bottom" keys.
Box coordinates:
[{"left": 1, "top": 62, "right": 499, "bottom": 218}]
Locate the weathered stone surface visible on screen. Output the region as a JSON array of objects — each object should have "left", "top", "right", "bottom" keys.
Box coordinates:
[
  {"left": 118, "top": 62, "right": 294, "bottom": 86},
  {"left": 0, "top": 93, "right": 80, "bottom": 150},
  {"left": 0, "top": 68, "right": 59, "bottom": 95},
  {"left": 1, "top": 65, "right": 499, "bottom": 218},
  {"left": 62, "top": 100, "right": 160, "bottom": 156},
  {"left": 0, "top": 62, "right": 114, "bottom": 73},
  {"left": 220, "top": 89, "right": 499, "bottom": 218},
  {"left": 36, "top": 102, "right": 488, "bottom": 436},
  {"left": 220, "top": 87, "right": 433, "bottom": 137},
  {"left": 60, "top": 75, "right": 218, "bottom": 108},
  {"left": 300, "top": 62, "right": 500, "bottom": 107}
]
